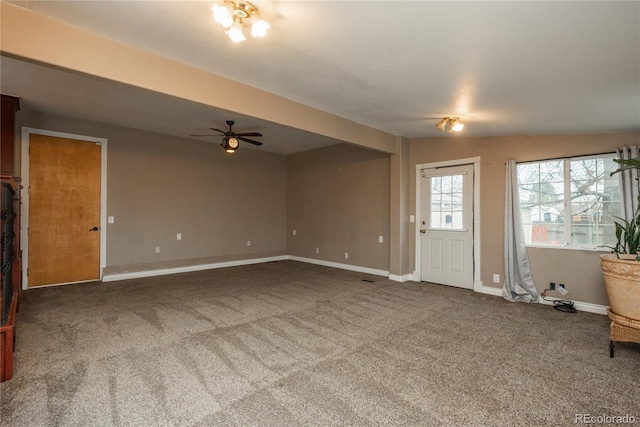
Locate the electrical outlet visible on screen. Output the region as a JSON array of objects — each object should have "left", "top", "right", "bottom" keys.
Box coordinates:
[
  {"left": 345, "top": 252, "right": 349, "bottom": 259},
  {"left": 155, "top": 246, "right": 160, "bottom": 253},
  {"left": 493, "top": 274, "right": 500, "bottom": 283},
  {"left": 108, "top": 216, "right": 114, "bottom": 224},
  {"left": 379, "top": 235, "right": 384, "bottom": 243},
  {"left": 177, "top": 233, "right": 182, "bottom": 240},
  {"left": 292, "top": 230, "right": 297, "bottom": 236},
  {"left": 316, "top": 247, "right": 319, "bottom": 254},
  {"left": 247, "top": 240, "right": 251, "bottom": 247},
  {"left": 549, "top": 282, "right": 556, "bottom": 290}
]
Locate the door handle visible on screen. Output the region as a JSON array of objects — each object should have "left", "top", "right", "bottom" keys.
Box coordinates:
[
  {"left": 89, "top": 226, "right": 99, "bottom": 231},
  {"left": 420, "top": 229, "right": 426, "bottom": 234}
]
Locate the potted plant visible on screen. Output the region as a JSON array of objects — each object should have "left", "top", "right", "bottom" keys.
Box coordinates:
[{"left": 600, "top": 158, "right": 640, "bottom": 356}]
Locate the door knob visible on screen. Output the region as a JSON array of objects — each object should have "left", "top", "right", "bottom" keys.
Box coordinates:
[
  {"left": 420, "top": 229, "right": 426, "bottom": 234},
  {"left": 89, "top": 226, "right": 99, "bottom": 231}
]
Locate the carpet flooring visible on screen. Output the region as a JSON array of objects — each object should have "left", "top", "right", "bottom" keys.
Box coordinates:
[{"left": 1, "top": 260, "right": 638, "bottom": 426}]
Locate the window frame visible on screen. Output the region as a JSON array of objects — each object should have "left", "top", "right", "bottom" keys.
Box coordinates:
[{"left": 517, "top": 152, "right": 620, "bottom": 251}]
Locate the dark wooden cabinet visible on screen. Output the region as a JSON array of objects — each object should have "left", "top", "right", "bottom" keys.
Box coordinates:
[
  {"left": 1, "top": 176, "right": 19, "bottom": 381},
  {"left": 0, "top": 94, "right": 20, "bottom": 382},
  {"left": 1, "top": 95, "right": 20, "bottom": 176}
]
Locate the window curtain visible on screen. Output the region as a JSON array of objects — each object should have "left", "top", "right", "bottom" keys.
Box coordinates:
[
  {"left": 616, "top": 146, "right": 640, "bottom": 222},
  {"left": 503, "top": 160, "right": 540, "bottom": 303}
]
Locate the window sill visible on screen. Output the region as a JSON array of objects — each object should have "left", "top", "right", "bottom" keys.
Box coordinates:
[{"left": 525, "top": 244, "right": 611, "bottom": 252}]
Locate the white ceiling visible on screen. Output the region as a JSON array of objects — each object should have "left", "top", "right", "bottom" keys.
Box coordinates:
[{"left": 2, "top": 1, "right": 639, "bottom": 155}]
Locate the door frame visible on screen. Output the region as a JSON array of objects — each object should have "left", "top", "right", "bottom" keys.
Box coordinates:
[
  {"left": 20, "top": 127, "right": 108, "bottom": 289},
  {"left": 414, "top": 156, "right": 481, "bottom": 292}
]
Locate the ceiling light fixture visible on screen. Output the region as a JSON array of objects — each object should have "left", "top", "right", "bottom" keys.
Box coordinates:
[
  {"left": 212, "top": 1, "right": 270, "bottom": 43},
  {"left": 436, "top": 117, "right": 465, "bottom": 133},
  {"left": 222, "top": 136, "right": 239, "bottom": 153}
]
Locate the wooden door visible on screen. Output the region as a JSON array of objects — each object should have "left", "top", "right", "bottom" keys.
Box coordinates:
[
  {"left": 420, "top": 164, "right": 474, "bottom": 289},
  {"left": 28, "top": 134, "right": 101, "bottom": 287}
]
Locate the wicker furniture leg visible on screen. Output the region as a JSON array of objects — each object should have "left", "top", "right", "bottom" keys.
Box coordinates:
[{"left": 607, "top": 308, "right": 640, "bottom": 358}]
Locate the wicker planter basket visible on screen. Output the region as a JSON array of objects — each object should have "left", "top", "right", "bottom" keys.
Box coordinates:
[
  {"left": 600, "top": 254, "right": 640, "bottom": 321},
  {"left": 600, "top": 254, "right": 640, "bottom": 357}
]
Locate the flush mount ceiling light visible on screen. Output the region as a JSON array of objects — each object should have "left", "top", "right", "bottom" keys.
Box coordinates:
[
  {"left": 436, "top": 117, "right": 465, "bottom": 133},
  {"left": 212, "top": 1, "right": 270, "bottom": 43}
]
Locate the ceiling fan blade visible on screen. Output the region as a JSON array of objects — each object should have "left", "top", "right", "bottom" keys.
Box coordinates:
[
  {"left": 235, "top": 132, "right": 263, "bottom": 137},
  {"left": 209, "top": 128, "right": 227, "bottom": 134},
  {"left": 238, "top": 136, "right": 263, "bottom": 146},
  {"left": 190, "top": 134, "right": 217, "bottom": 137}
]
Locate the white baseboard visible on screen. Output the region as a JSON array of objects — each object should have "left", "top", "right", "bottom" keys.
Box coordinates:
[
  {"left": 102, "top": 255, "right": 289, "bottom": 282},
  {"left": 101, "top": 258, "right": 608, "bottom": 316},
  {"left": 288, "top": 256, "right": 389, "bottom": 277},
  {"left": 388, "top": 273, "right": 416, "bottom": 282},
  {"left": 538, "top": 295, "right": 608, "bottom": 315},
  {"left": 481, "top": 285, "right": 607, "bottom": 315},
  {"left": 103, "top": 255, "right": 389, "bottom": 283},
  {"left": 481, "top": 285, "right": 503, "bottom": 297}
]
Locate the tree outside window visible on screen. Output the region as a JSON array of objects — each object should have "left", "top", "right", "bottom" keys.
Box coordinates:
[{"left": 517, "top": 155, "right": 621, "bottom": 247}]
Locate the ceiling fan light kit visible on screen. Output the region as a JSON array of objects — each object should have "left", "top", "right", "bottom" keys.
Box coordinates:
[
  {"left": 436, "top": 117, "right": 465, "bottom": 133},
  {"left": 212, "top": 1, "right": 270, "bottom": 42},
  {"left": 191, "top": 120, "right": 263, "bottom": 153},
  {"left": 222, "top": 136, "right": 240, "bottom": 153}
]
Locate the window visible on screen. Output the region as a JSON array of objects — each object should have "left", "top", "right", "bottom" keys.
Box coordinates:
[
  {"left": 517, "top": 154, "right": 622, "bottom": 248},
  {"left": 430, "top": 174, "right": 465, "bottom": 230}
]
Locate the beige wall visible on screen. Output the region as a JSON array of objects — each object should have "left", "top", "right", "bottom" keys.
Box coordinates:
[
  {"left": 17, "top": 111, "right": 287, "bottom": 271},
  {"left": 13, "top": 107, "right": 640, "bottom": 307},
  {"left": 389, "top": 137, "right": 411, "bottom": 277},
  {"left": 409, "top": 132, "right": 640, "bottom": 306},
  {"left": 287, "top": 143, "right": 390, "bottom": 271}
]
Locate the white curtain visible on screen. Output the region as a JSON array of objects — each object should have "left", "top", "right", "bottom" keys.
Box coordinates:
[
  {"left": 503, "top": 160, "right": 540, "bottom": 303},
  {"left": 617, "top": 146, "right": 640, "bottom": 221}
]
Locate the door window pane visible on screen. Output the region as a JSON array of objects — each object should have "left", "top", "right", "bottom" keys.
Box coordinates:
[{"left": 430, "top": 174, "right": 465, "bottom": 230}]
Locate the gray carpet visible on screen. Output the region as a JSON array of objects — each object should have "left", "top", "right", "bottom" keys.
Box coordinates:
[{"left": 1, "top": 260, "right": 638, "bottom": 426}]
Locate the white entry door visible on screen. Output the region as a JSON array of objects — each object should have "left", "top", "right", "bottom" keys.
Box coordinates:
[{"left": 420, "top": 164, "right": 474, "bottom": 289}]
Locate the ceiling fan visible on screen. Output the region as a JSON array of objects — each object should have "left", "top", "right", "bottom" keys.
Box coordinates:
[{"left": 191, "top": 120, "right": 263, "bottom": 153}]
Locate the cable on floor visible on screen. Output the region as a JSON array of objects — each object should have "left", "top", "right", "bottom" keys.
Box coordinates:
[{"left": 541, "top": 290, "right": 577, "bottom": 313}]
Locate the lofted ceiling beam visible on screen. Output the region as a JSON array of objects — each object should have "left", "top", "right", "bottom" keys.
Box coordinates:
[{"left": 0, "top": 2, "right": 396, "bottom": 154}]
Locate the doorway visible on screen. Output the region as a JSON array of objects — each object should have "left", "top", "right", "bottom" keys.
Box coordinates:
[
  {"left": 415, "top": 157, "right": 480, "bottom": 291},
  {"left": 21, "top": 128, "right": 107, "bottom": 288}
]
